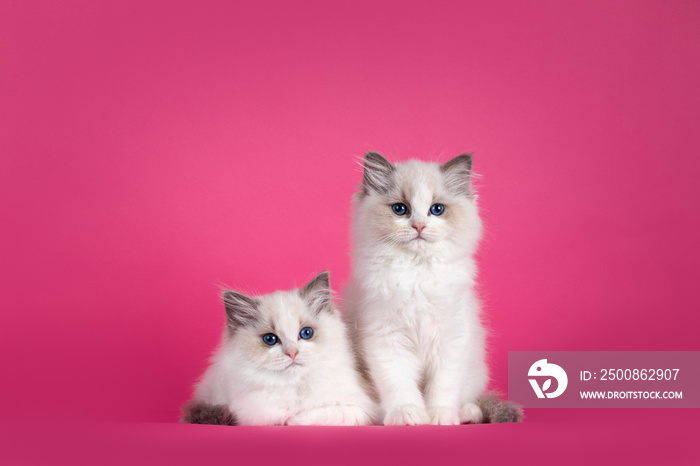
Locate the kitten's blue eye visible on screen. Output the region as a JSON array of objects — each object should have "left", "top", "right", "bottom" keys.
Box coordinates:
[
  {"left": 262, "top": 333, "right": 278, "bottom": 346},
  {"left": 392, "top": 203, "right": 407, "bottom": 215},
  {"left": 299, "top": 327, "right": 314, "bottom": 340},
  {"left": 429, "top": 204, "right": 445, "bottom": 216}
]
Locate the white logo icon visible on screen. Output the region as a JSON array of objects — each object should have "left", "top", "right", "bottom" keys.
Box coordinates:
[{"left": 528, "top": 359, "right": 568, "bottom": 398}]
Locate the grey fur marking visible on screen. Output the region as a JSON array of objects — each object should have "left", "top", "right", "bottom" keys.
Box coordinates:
[
  {"left": 440, "top": 153, "right": 473, "bottom": 196},
  {"left": 222, "top": 290, "right": 259, "bottom": 332},
  {"left": 181, "top": 401, "right": 237, "bottom": 426},
  {"left": 362, "top": 151, "right": 395, "bottom": 195},
  {"left": 477, "top": 392, "right": 524, "bottom": 423},
  {"left": 299, "top": 271, "right": 334, "bottom": 314}
]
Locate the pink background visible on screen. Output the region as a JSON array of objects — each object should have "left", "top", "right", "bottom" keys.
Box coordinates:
[{"left": 1, "top": 0, "right": 699, "bottom": 429}]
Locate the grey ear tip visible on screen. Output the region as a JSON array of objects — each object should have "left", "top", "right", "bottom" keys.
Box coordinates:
[
  {"left": 301, "top": 271, "right": 332, "bottom": 296},
  {"left": 222, "top": 289, "right": 239, "bottom": 299},
  {"left": 222, "top": 290, "right": 257, "bottom": 306},
  {"left": 315, "top": 270, "right": 331, "bottom": 286},
  {"left": 364, "top": 151, "right": 391, "bottom": 164},
  {"left": 442, "top": 153, "right": 474, "bottom": 171}
]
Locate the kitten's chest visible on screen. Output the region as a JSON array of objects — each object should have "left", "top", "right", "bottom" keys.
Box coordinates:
[
  {"left": 230, "top": 375, "right": 314, "bottom": 421},
  {"left": 367, "top": 256, "right": 469, "bottom": 301}
]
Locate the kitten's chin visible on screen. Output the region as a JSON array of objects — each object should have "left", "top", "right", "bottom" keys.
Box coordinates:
[
  {"left": 262, "top": 360, "right": 306, "bottom": 374},
  {"left": 276, "top": 361, "right": 306, "bottom": 374},
  {"left": 403, "top": 236, "right": 433, "bottom": 252}
]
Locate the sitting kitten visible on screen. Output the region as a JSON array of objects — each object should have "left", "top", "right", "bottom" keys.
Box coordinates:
[
  {"left": 345, "top": 152, "right": 522, "bottom": 425},
  {"left": 182, "top": 272, "right": 378, "bottom": 426}
]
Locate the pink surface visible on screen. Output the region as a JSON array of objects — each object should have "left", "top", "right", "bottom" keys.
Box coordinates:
[
  {"left": 1, "top": 0, "right": 699, "bottom": 442},
  {"left": 1, "top": 410, "right": 698, "bottom": 465}
]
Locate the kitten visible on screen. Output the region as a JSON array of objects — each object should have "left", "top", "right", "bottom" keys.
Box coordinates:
[
  {"left": 345, "top": 152, "right": 522, "bottom": 425},
  {"left": 182, "top": 272, "right": 378, "bottom": 426}
]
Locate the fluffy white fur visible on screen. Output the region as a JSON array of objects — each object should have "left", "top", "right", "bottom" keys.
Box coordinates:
[
  {"left": 192, "top": 272, "right": 378, "bottom": 425},
  {"left": 345, "top": 152, "right": 488, "bottom": 425}
]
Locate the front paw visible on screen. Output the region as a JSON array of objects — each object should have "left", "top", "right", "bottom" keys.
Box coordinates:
[
  {"left": 287, "top": 406, "right": 372, "bottom": 426},
  {"left": 459, "top": 402, "right": 484, "bottom": 424},
  {"left": 427, "top": 406, "right": 460, "bottom": 425},
  {"left": 383, "top": 404, "right": 430, "bottom": 426},
  {"left": 338, "top": 406, "right": 373, "bottom": 426},
  {"left": 286, "top": 411, "right": 315, "bottom": 426}
]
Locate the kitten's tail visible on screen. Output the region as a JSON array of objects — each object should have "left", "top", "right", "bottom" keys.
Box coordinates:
[
  {"left": 477, "top": 392, "right": 523, "bottom": 423},
  {"left": 181, "top": 400, "right": 237, "bottom": 426}
]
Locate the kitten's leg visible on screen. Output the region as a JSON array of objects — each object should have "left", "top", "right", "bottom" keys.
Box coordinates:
[
  {"left": 366, "top": 343, "right": 429, "bottom": 426},
  {"left": 286, "top": 405, "right": 372, "bottom": 426},
  {"left": 458, "top": 351, "right": 489, "bottom": 424},
  {"left": 423, "top": 343, "right": 464, "bottom": 425}
]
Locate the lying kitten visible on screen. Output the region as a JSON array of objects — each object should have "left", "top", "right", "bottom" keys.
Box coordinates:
[
  {"left": 182, "top": 272, "right": 378, "bottom": 426},
  {"left": 345, "top": 152, "right": 522, "bottom": 425}
]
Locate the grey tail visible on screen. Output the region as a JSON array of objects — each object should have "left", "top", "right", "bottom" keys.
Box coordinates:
[
  {"left": 477, "top": 392, "right": 524, "bottom": 423},
  {"left": 181, "top": 401, "right": 237, "bottom": 426}
]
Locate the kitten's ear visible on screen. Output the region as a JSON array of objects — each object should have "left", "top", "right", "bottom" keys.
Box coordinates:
[
  {"left": 441, "top": 153, "right": 473, "bottom": 196},
  {"left": 222, "top": 290, "right": 259, "bottom": 332},
  {"left": 362, "top": 151, "right": 395, "bottom": 195},
  {"left": 300, "top": 271, "right": 334, "bottom": 314}
]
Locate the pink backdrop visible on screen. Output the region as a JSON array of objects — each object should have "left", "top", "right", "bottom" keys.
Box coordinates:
[{"left": 1, "top": 0, "right": 699, "bottom": 423}]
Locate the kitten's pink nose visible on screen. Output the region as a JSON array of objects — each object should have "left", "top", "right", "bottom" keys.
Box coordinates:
[
  {"left": 413, "top": 224, "right": 425, "bottom": 234},
  {"left": 286, "top": 349, "right": 298, "bottom": 360}
]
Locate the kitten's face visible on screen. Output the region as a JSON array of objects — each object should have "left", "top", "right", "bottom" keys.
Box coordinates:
[
  {"left": 354, "top": 152, "right": 482, "bottom": 256},
  {"left": 223, "top": 272, "right": 340, "bottom": 376}
]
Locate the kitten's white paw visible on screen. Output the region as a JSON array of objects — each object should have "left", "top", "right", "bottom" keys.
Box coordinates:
[
  {"left": 286, "top": 411, "right": 318, "bottom": 426},
  {"left": 427, "top": 406, "right": 460, "bottom": 425},
  {"left": 459, "top": 402, "right": 484, "bottom": 424},
  {"left": 339, "top": 406, "right": 373, "bottom": 426},
  {"left": 287, "top": 405, "right": 372, "bottom": 426},
  {"left": 383, "top": 404, "right": 430, "bottom": 426}
]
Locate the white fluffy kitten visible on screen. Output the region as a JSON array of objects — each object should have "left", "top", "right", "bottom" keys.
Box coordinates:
[
  {"left": 184, "top": 272, "right": 378, "bottom": 426},
  {"left": 346, "top": 152, "right": 488, "bottom": 426}
]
